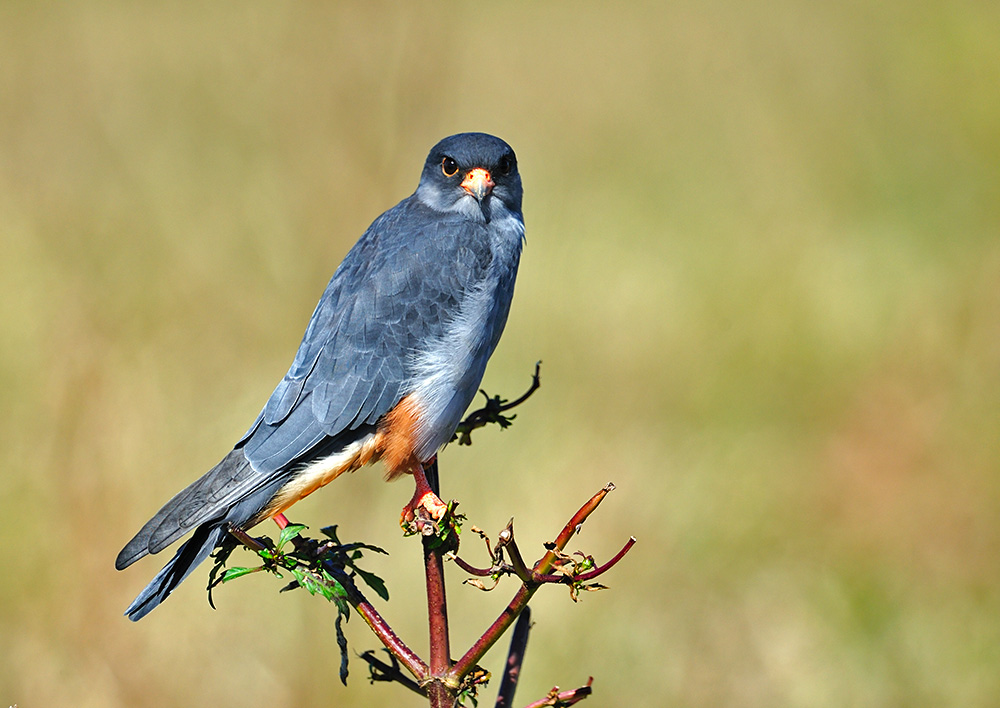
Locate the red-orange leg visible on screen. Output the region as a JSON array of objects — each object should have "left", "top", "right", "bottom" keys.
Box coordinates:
[{"left": 402, "top": 463, "right": 448, "bottom": 525}]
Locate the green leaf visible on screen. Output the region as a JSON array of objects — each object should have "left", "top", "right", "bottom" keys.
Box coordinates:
[
  {"left": 277, "top": 523, "right": 308, "bottom": 550},
  {"left": 338, "top": 541, "right": 389, "bottom": 556},
  {"left": 320, "top": 525, "right": 341, "bottom": 543},
  {"left": 290, "top": 567, "right": 327, "bottom": 599},
  {"left": 326, "top": 575, "right": 350, "bottom": 612},
  {"left": 332, "top": 590, "right": 350, "bottom": 616},
  {"left": 221, "top": 566, "right": 258, "bottom": 583},
  {"left": 354, "top": 567, "right": 390, "bottom": 601}
]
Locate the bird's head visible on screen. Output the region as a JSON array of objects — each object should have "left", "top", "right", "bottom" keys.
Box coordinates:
[{"left": 415, "top": 133, "right": 522, "bottom": 224}]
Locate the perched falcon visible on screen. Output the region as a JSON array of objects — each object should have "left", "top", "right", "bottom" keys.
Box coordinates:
[{"left": 116, "top": 133, "right": 524, "bottom": 620}]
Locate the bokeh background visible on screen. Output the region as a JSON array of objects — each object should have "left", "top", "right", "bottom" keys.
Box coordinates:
[{"left": 2, "top": 2, "right": 999, "bottom": 706}]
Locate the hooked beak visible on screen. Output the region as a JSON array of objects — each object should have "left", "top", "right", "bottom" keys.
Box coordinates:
[{"left": 461, "top": 168, "right": 494, "bottom": 202}]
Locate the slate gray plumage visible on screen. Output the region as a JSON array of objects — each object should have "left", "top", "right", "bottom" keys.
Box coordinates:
[{"left": 116, "top": 133, "right": 524, "bottom": 620}]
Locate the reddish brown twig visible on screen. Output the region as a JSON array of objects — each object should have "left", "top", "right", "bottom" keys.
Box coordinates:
[
  {"left": 533, "top": 536, "right": 636, "bottom": 584},
  {"left": 452, "top": 555, "right": 498, "bottom": 577},
  {"left": 341, "top": 572, "right": 428, "bottom": 681},
  {"left": 521, "top": 678, "right": 594, "bottom": 708},
  {"left": 449, "top": 483, "right": 629, "bottom": 682}
]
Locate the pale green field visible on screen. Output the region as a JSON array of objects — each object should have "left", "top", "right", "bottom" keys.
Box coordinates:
[{"left": 2, "top": 3, "right": 999, "bottom": 707}]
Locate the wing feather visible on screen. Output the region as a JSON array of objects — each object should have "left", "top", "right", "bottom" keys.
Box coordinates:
[{"left": 240, "top": 203, "right": 492, "bottom": 475}]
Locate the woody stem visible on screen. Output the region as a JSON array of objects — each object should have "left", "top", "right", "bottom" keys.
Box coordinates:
[{"left": 421, "top": 460, "right": 455, "bottom": 707}]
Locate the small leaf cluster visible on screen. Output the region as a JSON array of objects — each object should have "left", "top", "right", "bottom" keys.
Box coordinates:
[
  {"left": 207, "top": 524, "right": 389, "bottom": 683},
  {"left": 542, "top": 546, "right": 608, "bottom": 602}
]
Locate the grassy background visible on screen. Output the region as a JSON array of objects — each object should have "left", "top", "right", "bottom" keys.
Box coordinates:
[{"left": 2, "top": 2, "right": 999, "bottom": 706}]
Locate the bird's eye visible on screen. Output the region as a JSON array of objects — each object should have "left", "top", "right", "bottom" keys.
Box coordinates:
[
  {"left": 441, "top": 157, "right": 459, "bottom": 177},
  {"left": 497, "top": 155, "right": 513, "bottom": 176}
]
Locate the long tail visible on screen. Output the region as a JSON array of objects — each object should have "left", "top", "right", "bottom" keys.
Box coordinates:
[
  {"left": 116, "top": 429, "right": 370, "bottom": 620},
  {"left": 116, "top": 448, "right": 270, "bottom": 621},
  {"left": 123, "top": 523, "right": 226, "bottom": 621}
]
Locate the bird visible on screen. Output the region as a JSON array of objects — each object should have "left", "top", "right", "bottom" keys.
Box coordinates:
[{"left": 116, "top": 132, "right": 524, "bottom": 621}]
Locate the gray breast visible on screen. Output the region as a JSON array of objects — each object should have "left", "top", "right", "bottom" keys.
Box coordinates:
[{"left": 406, "top": 214, "right": 524, "bottom": 461}]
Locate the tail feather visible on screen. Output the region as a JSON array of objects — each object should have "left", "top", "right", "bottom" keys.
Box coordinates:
[
  {"left": 116, "top": 429, "right": 371, "bottom": 619},
  {"left": 115, "top": 449, "right": 255, "bottom": 571},
  {"left": 117, "top": 456, "right": 295, "bottom": 620},
  {"left": 123, "top": 523, "right": 226, "bottom": 621}
]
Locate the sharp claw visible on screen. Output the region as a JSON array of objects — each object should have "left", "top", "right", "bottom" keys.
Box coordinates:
[
  {"left": 400, "top": 489, "right": 448, "bottom": 532},
  {"left": 416, "top": 490, "right": 448, "bottom": 519},
  {"left": 400, "top": 462, "right": 449, "bottom": 533}
]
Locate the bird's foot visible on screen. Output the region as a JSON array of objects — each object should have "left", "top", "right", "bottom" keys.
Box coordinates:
[
  {"left": 400, "top": 487, "right": 449, "bottom": 535},
  {"left": 400, "top": 463, "right": 450, "bottom": 536}
]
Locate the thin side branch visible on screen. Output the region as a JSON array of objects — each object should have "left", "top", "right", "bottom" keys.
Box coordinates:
[
  {"left": 452, "top": 554, "right": 498, "bottom": 578},
  {"left": 449, "top": 483, "right": 625, "bottom": 681},
  {"left": 453, "top": 362, "right": 542, "bottom": 445},
  {"left": 565, "top": 536, "right": 635, "bottom": 582},
  {"left": 533, "top": 536, "right": 636, "bottom": 584},
  {"left": 521, "top": 678, "right": 594, "bottom": 708}
]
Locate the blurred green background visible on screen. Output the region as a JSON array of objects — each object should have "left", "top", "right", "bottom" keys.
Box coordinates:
[{"left": 2, "top": 2, "right": 999, "bottom": 706}]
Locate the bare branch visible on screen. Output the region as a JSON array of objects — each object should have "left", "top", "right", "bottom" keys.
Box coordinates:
[
  {"left": 452, "top": 555, "right": 502, "bottom": 578},
  {"left": 449, "top": 483, "right": 624, "bottom": 682},
  {"left": 521, "top": 678, "right": 594, "bottom": 708},
  {"left": 571, "top": 537, "right": 636, "bottom": 583}
]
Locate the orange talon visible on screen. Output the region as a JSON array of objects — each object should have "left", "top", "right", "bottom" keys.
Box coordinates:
[
  {"left": 401, "top": 463, "right": 448, "bottom": 530},
  {"left": 406, "top": 489, "right": 448, "bottom": 521}
]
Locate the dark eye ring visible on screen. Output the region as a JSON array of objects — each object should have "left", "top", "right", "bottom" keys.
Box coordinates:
[
  {"left": 441, "top": 157, "right": 459, "bottom": 177},
  {"left": 497, "top": 155, "right": 513, "bottom": 176}
]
